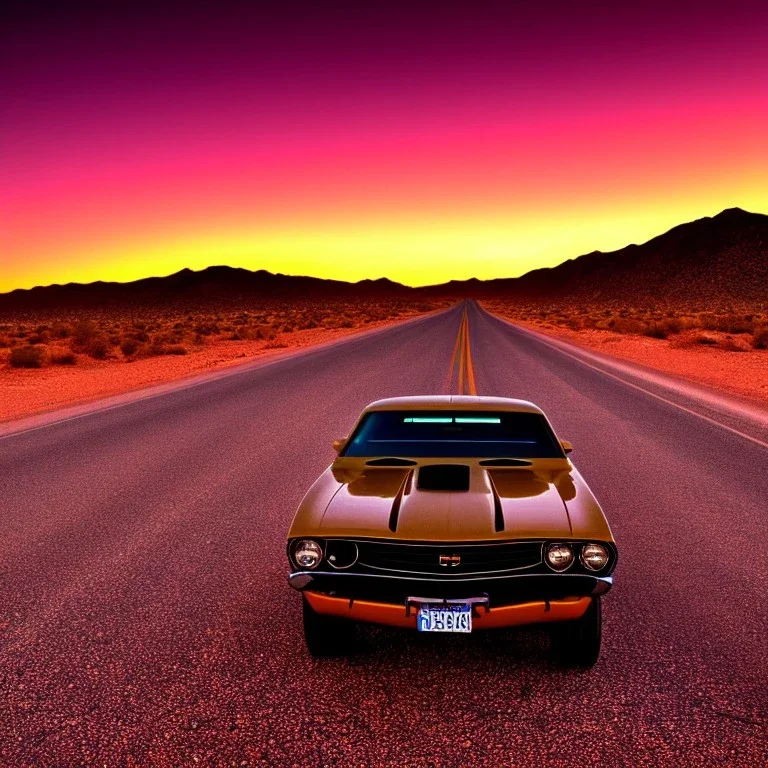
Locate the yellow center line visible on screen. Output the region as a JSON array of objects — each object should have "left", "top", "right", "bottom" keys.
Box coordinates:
[
  {"left": 446, "top": 304, "right": 478, "bottom": 396},
  {"left": 464, "top": 313, "right": 478, "bottom": 395},
  {"left": 457, "top": 310, "right": 467, "bottom": 394}
]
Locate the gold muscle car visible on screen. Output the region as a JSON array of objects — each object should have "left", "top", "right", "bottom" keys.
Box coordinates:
[{"left": 287, "top": 396, "right": 617, "bottom": 666}]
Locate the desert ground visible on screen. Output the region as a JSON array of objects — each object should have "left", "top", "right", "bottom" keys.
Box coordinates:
[
  {"left": 483, "top": 300, "right": 768, "bottom": 405},
  {"left": 4, "top": 294, "right": 768, "bottom": 422},
  {"left": 3, "top": 301, "right": 765, "bottom": 766},
  {"left": 0, "top": 298, "right": 446, "bottom": 422}
]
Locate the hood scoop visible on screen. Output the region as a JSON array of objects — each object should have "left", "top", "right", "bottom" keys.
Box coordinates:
[
  {"left": 479, "top": 458, "right": 532, "bottom": 467},
  {"left": 417, "top": 464, "right": 470, "bottom": 492}
]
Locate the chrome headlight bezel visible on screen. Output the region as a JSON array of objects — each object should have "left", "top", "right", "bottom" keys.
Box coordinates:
[
  {"left": 580, "top": 542, "right": 610, "bottom": 572},
  {"left": 545, "top": 542, "right": 574, "bottom": 572},
  {"left": 293, "top": 539, "right": 323, "bottom": 570}
]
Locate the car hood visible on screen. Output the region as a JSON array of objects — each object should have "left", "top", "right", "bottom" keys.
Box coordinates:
[{"left": 317, "top": 465, "right": 574, "bottom": 541}]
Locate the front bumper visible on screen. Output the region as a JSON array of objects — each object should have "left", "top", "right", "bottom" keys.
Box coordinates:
[
  {"left": 305, "top": 592, "right": 593, "bottom": 630},
  {"left": 290, "top": 570, "right": 612, "bottom": 629}
]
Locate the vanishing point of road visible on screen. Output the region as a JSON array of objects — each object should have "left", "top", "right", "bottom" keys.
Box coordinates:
[{"left": 1, "top": 302, "right": 766, "bottom": 767}]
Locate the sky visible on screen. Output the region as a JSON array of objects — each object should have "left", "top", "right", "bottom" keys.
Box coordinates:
[{"left": 2, "top": 0, "right": 768, "bottom": 292}]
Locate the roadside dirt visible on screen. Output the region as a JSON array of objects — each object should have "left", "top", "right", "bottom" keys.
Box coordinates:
[
  {"left": 500, "top": 317, "right": 768, "bottom": 406},
  {"left": 0, "top": 315, "right": 425, "bottom": 423}
]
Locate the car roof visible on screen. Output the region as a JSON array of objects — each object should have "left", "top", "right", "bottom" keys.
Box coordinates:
[{"left": 362, "top": 395, "right": 545, "bottom": 415}]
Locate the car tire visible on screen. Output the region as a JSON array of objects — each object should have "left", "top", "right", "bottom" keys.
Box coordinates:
[
  {"left": 302, "top": 596, "right": 358, "bottom": 657},
  {"left": 551, "top": 596, "right": 602, "bottom": 668}
]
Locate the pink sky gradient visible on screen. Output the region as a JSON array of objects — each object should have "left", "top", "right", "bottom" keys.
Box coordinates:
[{"left": 3, "top": 1, "right": 768, "bottom": 290}]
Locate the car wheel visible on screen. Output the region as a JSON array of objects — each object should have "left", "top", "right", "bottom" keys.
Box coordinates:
[
  {"left": 302, "top": 596, "right": 358, "bottom": 657},
  {"left": 551, "top": 596, "right": 602, "bottom": 668}
]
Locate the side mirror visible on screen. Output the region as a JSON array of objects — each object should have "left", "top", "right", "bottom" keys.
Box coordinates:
[
  {"left": 560, "top": 439, "right": 573, "bottom": 455},
  {"left": 332, "top": 437, "right": 348, "bottom": 453}
]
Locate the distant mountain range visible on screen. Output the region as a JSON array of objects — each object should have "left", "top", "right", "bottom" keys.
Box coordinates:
[
  {"left": 423, "top": 207, "right": 768, "bottom": 307},
  {"left": 2, "top": 208, "right": 766, "bottom": 314},
  {"left": 0, "top": 268, "right": 413, "bottom": 315}
]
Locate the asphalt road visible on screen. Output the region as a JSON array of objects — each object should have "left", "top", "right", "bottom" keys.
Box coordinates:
[{"left": 1, "top": 301, "right": 766, "bottom": 767}]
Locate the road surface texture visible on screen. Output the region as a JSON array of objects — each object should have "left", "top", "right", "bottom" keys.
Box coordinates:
[{"left": 1, "top": 301, "right": 766, "bottom": 767}]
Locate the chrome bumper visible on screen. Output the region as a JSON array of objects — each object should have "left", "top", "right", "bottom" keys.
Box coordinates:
[{"left": 289, "top": 569, "right": 613, "bottom": 598}]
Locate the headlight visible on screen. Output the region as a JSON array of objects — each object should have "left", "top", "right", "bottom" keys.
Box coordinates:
[
  {"left": 545, "top": 543, "right": 574, "bottom": 571},
  {"left": 581, "top": 543, "right": 609, "bottom": 571},
  {"left": 294, "top": 540, "right": 323, "bottom": 569}
]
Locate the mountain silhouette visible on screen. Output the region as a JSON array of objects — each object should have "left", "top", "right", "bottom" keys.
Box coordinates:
[
  {"left": 425, "top": 207, "right": 768, "bottom": 308},
  {"left": 2, "top": 208, "right": 766, "bottom": 314},
  {"left": 0, "top": 268, "right": 412, "bottom": 315}
]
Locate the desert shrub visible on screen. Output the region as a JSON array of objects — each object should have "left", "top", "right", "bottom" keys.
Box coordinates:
[
  {"left": 0, "top": 335, "right": 11, "bottom": 348},
  {"left": 146, "top": 342, "right": 188, "bottom": 356},
  {"left": 717, "top": 314, "right": 753, "bottom": 334},
  {"left": 70, "top": 320, "right": 111, "bottom": 358},
  {"left": 10, "top": 345, "right": 45, "bottom": 368},
  {"left": 674, "top": 316, "right": 695, "bottom": 332},
  {"left": 121, "top": 339, "right": 139, "bottom": 357},
  {"left": 697, "top": 314, "right": 719, "bottom": 331},
  {"left": 71, "top": 320, "right": 99, "bottom": 348},
  {"left": 51, "top": 324, "right": 70, "bottom": 339},
  {"left": 252, "top": 325, "right": 276, "bottom": 340},
  {"left": 693, "top": 334, "right": 718, "bottom": 345},
  {"left": 720, "top": 337, "right": 748, "bottom": 352},
  {"left": 612, "top": 317, "right": 647, "bottom": 335},
  {"left": 87, "top": 339, "right": 109, "bottom": 359},
  {"left": 660, "top": 317, "right": 682, "bottom": 334},
  {"left": 50, "top": 352, "right": 77, "bottom": 365},
  {"left": 752, "top": 327, "right": 768, "bottom": 349},
  {"left": 643, "top": 323, "right": 669, "bottom": 339}
]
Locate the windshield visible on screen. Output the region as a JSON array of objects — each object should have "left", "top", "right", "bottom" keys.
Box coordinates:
[{"left": 342, "top": 410, "right": 564, "bottom": 458}]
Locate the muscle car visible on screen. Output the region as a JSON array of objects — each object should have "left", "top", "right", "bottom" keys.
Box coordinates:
[{"left": 287, "top": 396, "right": 617, "bottom": 666}]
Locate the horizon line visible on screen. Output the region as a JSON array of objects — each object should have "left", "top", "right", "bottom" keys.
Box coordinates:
[{"left": 2, "top": 205, "right": 761, "bottom": 296}]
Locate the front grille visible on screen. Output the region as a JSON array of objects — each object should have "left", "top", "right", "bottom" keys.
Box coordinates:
[{"left": 356, "top": 540, "right": 543, "bottom": 576}]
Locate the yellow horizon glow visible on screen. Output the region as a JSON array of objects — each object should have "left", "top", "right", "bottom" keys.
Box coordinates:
[{"left": 3, "top": 187, "right": 766, "bottom": 293}]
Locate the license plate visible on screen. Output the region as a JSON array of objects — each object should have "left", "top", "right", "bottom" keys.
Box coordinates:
[{"left": 416, "top": 604, "right": 472, "bottom": 633}]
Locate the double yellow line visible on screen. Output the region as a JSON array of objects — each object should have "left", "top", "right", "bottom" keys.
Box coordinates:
[{"left": 446, "top": 305, "right": 478, "bottom": 395}]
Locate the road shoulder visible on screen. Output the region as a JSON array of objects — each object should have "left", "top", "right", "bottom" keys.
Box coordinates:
[
  {"left": 0, "top": 307, "right": 450, "bottom": 437},
  {"left": 482, "top": 305, "right": 768, "bottom": 445}
]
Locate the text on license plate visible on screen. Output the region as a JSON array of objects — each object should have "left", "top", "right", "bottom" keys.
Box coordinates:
[{"left": 417, "top": 604, "right": 472, "bottom": 633}]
